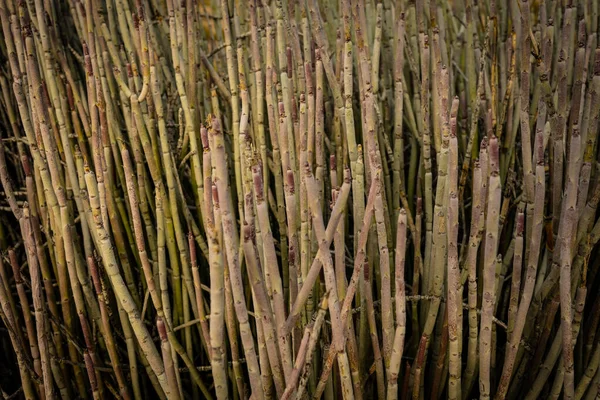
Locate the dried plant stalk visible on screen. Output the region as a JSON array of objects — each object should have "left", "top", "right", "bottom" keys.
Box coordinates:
[{"left": 0, "top": 1, "right": 599, "bottom": 399}]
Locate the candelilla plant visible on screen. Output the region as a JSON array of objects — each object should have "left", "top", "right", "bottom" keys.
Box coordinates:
[{"left": 0, "top": 0, "right": 600, "bottom": 399}]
